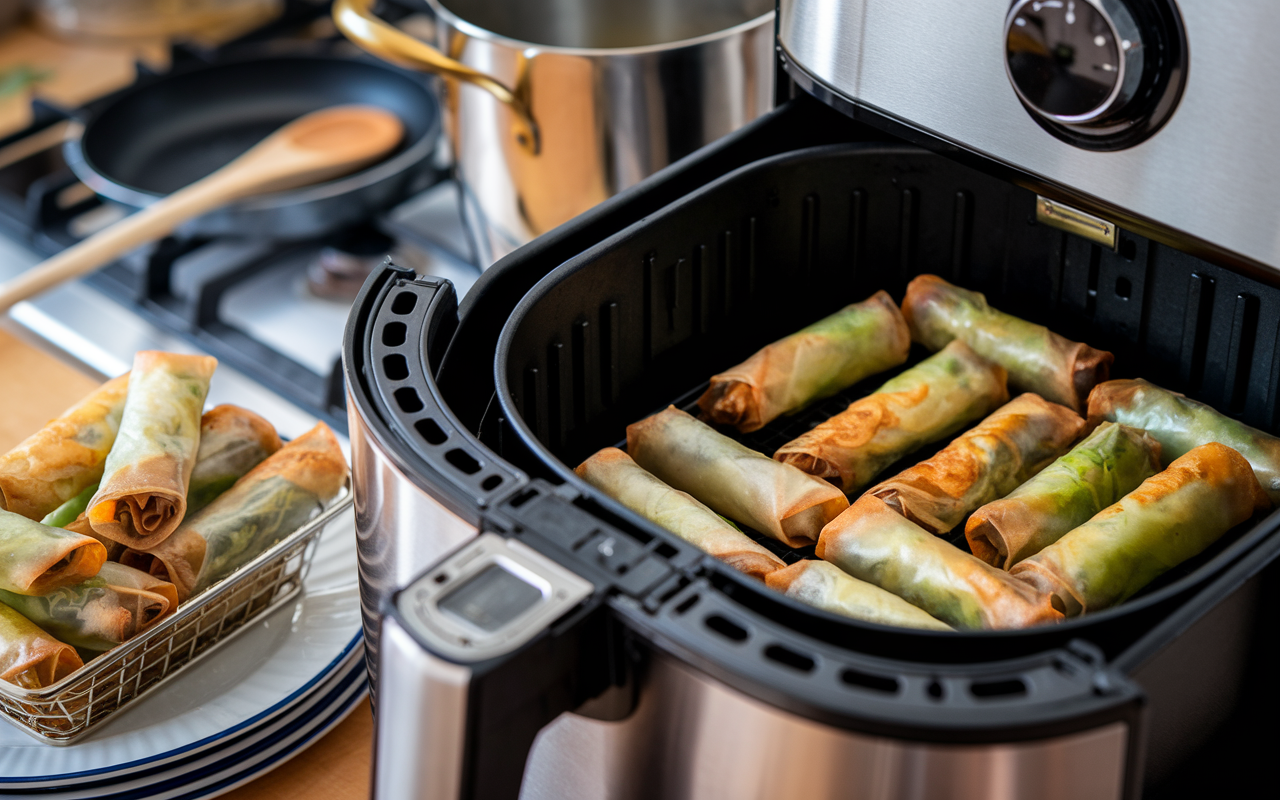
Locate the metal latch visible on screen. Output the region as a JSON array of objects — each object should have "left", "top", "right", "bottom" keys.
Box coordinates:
[{"left": 1036, "top": 196, "right": 1119, "bottom": 250}]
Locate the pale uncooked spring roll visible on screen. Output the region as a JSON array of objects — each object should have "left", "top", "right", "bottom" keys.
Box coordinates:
[
  {"left": 0, "top": 603, "right": 82, "bottom": 688},
  {"left": 774, "top": 340, "right": 1008, "bottom": 493},
  {"left": 1011, "top": 443, "right": 1269, "bottom": 616},
  {"left": 626, "top": 407, "right": 848, "bottom": 547},
  {"left": 121, "top": 423, "right": 348, "bottom": 601},
  {"left": 902, "top": 274, "right": 1112, "bottom": 413},
  {"left": 576, "top": 448, "right": 785, "bottom": 579},
  {"left": 1088, "top": 378, "right": 1280, "bottom": 503},
  {"left": 0, "top": 508, "right": 106, "bottom": 595},
  {"left": 88, "top": 352, "right": 217, "bottom": 549},
  {"left": 0, "top": 563, "right": 178, "bottom": 651},
  {"left": 697, "top": 291, "right": 911, "bottom": 432},
  {"left": 766, "top": 560, "right": 952, "bottom": 630},
  {"left": 187, "top": 405, "right": 282, "bottom": 514},
  {"left": 816, "top": 495, "right": 1062, "bottom": 630},
  {"left": 0, "top": 374, "right": 129, "bottom": 520},
  {"left": 868, "top": 393, "right": 1085, "bottom": 535},
  {"left": 966, "top": 422, "right": 1161, "bottom": 569}
]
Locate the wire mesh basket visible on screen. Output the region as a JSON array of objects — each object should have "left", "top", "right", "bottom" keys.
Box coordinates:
[{"left": 0, "top": 480, "right": 353, "bottom": 745}]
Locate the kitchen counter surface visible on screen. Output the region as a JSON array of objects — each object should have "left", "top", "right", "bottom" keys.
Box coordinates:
[{"left": 0, "top": 326, "right": 372, "bottom": 799}]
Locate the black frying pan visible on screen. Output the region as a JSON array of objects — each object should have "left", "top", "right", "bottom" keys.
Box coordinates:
[{"left": 64, "top": 55, "right": 441, "bottom": 240}]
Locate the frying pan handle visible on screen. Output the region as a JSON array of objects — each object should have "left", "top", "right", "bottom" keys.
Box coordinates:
[{"left": 333, "top": 0, "right": 540, "bottom": 155}]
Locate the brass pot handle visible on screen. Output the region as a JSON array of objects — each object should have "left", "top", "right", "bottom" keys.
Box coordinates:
[{"left": 332, "top": 0, "right": 539, "bottom": 153}]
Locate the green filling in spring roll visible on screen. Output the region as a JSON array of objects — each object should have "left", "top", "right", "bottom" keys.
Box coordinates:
[
  {"left": 774, "top": 340, "right": 1009, "bottom": 493},
  {"left": 576, "top": 447, "right": 785, "bottom": 579},
  {"left": 1088, "top": 378, "right": 1280, "bottom": 503},
  {"left": 867, "top": 393, "right": 1085, "bottom": 535},
  {"left": 697, "top": 291, "right": 911, "bottom": 433},
  {"left": 88, "top": 352, "right": 217, "bottom": 549},
  {"left": 0, "top": 602, "right": 82, "bottom": 688},
  {"left": 1010, "top": 443, "right": 1269, "bottom": 616},
  {"left": 0, "top": 563, "right": 177, "bottom": 651},
  {"left": 766, "top": 560, "right": 952, "bottom": 630},
  {"left": 0, "top": 508, "right": 106, "bottom": 596},
  {"left": 41, "top": 483, "right": 97, "bottom": 529},
  {"left": 626, "top": 406, "right": 848, "bottom": 546},
  {"left": 817, "top": 495, "right": 1062, "bottom": 630},
  {"left": 902, "top": 274, "right": 1113, "bottom": 413},
  {"left": 966, "top": 422, "right": 1162, "bottom": 569}
]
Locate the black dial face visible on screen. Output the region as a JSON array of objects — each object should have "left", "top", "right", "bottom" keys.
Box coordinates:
[{"left": 1007, "top": 0, "right": 1123, "bottom": 121}]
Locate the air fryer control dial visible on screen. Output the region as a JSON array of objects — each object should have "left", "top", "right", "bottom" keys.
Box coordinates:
[{"left": 1005, "top": 0, "right": 1144, "bottom": 125}]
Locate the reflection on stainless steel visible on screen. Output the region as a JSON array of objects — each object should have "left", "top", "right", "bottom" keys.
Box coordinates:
[
  {"left": 336, "top": 0, "right": 775, "bottom": 266},
  {"left": 521, "top": 651, "right": 1128, "bottom": 800},
  {"left": 778, "top": 0, "right": 1280, "bottom": 271}
]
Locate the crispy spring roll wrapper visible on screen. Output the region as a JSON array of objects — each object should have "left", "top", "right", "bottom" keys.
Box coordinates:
[
  {"left": 41, "top": 483, "right": 97, "bottom": 529},
  {"left": 1010, "top": 443, "right": 1270, "bottom": 616},
  {"left": 902, "top": 274, "right": 1113, "bottom": 413},
  {"left": 0, "top": 374, "right": 130, "bottom": 520},
  {"left": 966, "top": 422, "right": 1162, "bottom": 569},
  {"left": 697, "top": 291, "right": 911, "bottom": 433},
  {"left": 868, "top": 393, "right": 1085, "bottom": 535},
  {"left": 627, "top": 407, "right": 848, "bottom": 546},
  {"left": 1088, "top": 378, "right": 1280, "bottom": 504},
  {"left": 187, "top": 405, "right": 282, "bottom": 514},
  {"left": 766, "top": 560, "right": 952, "bottom": 630},
  {"left": 0, "top": 508, "right": 107, "bottom": 595},
  {"left": 121, "top": 423, "right": 348, "bottom": 601},
  {"left": 0, "top": 602, "right": 82, "bottom": 688},
  {"left": 88, "top": 352, "right": 217, "bottom": 549},
  {"left": 0, "top": 563, "right": 177, "bottom": 651},
  {"left": 575, "top": 448, "right": 784, "bottom": 579},
  {"left": 774, "top": 340, "right": 1009, "bottom": 493},
  {"left": 817, "top": 495, "right": 1062, "bottom": 630},
  {"left": 65, "top": 516, "right": 126, "bottom": 563}
]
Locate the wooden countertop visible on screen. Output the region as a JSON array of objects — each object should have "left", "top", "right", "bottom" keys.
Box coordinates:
[{"left": 0, "top": 327, "right": 372, "bottom": 800}]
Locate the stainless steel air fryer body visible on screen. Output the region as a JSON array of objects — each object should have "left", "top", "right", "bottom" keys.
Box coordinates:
[{"left": 344, "top": 1, "right": 1280, "bottom": 798}]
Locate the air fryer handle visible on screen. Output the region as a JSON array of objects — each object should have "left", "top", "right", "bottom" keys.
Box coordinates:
[{"left": 373, "top": 533, "right": 602, "bottom": 800}]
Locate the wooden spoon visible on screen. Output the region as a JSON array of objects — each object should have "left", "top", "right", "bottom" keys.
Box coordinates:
[{"left": 0, "top": 105, "right": 404, "bottom": 313}]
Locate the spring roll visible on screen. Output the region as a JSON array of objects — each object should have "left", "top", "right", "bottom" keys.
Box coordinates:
[
  {"left": 817, "top": 495, "right": 1062, "bottom": 630},
  {"left": 88, "top": 352, "right": 217, "bottom": 549},
  {"left": 41, "top": 483, "right": 97, "bottom": 529},
  {"left": 626, "top": 407, "right": 848, "bottom": 546},
  {"left": 0, "top": 563, "right": 177, "bottom": 652},
  {"left": 0, "top": 603, "right": 82, "bottom": 689},
  {"left": 0, "top": 374, "right": 129, "bottom": 520},
  {"left": 187, "top": 405, "right": 282, "bottom": 514},
  {"left": 121, "top": 423, "right": 348, "bottom": 601},
  {"left": 1088, "top": 378, "right": 1280, "bottom": 503},
  {"left": 902, "top": 274, "right": 1113, "bottom": 413},
  {"left": 966, "top": 422, "right": 1162, "bottom": 569},
  {"left": 766, "top": 560, "right": 952, "bottom": 630},
  {"left": 0, "top": 508, "right": 107, "bottom": 596},
  {"left": 1011, "top": 443, "right": 1269, "bottom": 616},
  {"left": 774, "top": 340, "right": 1009, "bottom": 493},
  {"left": 697, "top": 291, "right": 911, "bottom": 432},
  {"left": 576, "top": 448, "right": 785, "bottom": 579},
  {"left": 867, "top": 393, "right": 1085, "bottom": 535}
]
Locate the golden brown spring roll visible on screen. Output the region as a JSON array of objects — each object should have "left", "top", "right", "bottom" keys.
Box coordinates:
[
  {"left": 774, "top": 340, "right": 1008, "bottom": 493},
  {"left": 1088, "top": 378, "right": 1280, "bottom": 503},
  {"left": 817, "top": 495, "right": 1062, "bottom": 630},
  {"left": 868, "top": 393, "right": 1085, "bottom": 535},
  {"left": 1010, "top": 443, "right": 1269, "bottom": 616},
  {"left": 0, "top": 602, "right": 82, "bottom": 688},
  {"left": 626, "top": 406, "right": 848, "bottom": 546},
  {"left": 187, "top": 405, "right": 282, "bottom": 514},
  {"left": 966, "top": 422, "right": 1162, "bottom": 569},
  {"left": 902, "top": 274, "right": 1112, "bottom": 412},
  {"left": 697, "top": 291, "right": 911, "bottom": 432},
  {"left": 576, "top": 448, "right": 784, "bottom": 579},
  {"left": 0, "top": 563, "right": 178, "bottom": 651},
  {"left": 767, "top": 560, "right": 952, "bottom": 630},
  {"left": 0, "top": 508, "right": 107, "bottom": 595},
  {"left": 0, "top": 373, "right": 129, "bottom": 520},
  {"left": 122, "top": 423, "right": 348, "bottom": 601},
  {"left": 88, "top": 352, "right": 217, "bottom": 549}
]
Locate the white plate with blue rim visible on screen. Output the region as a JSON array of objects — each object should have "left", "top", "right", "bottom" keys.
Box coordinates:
[{"left": 0, "top": 509, "right": 363, "bottom": 788}]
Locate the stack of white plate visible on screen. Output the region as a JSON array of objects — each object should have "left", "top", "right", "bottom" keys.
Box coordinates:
[{"left": 0, "top": 510, "right": 366, "bottom": 799}]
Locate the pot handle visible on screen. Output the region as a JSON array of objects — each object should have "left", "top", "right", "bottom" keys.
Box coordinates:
[{"left": 332, "top": 0, "right": 540, "bottom": 154}]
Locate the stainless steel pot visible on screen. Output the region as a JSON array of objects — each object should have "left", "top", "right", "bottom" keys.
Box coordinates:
[{"left": 334, "top": 0, "right": 774, "bottom": 267}]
